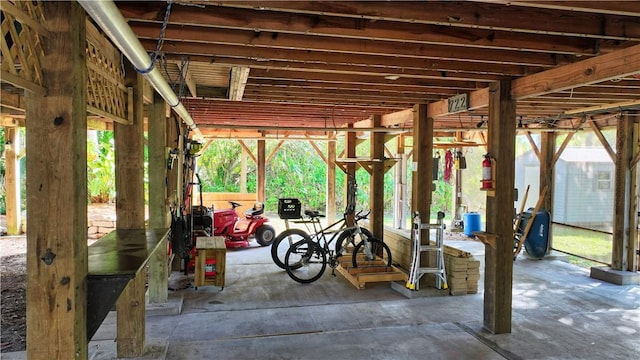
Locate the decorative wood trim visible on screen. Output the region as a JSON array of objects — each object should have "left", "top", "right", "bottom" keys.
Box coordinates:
[
  {"left": 0, "top": 71, "right": 46, "bottom": 95},
  {"left": 0, "top": 1, "right": 46, "bottom": 91}
]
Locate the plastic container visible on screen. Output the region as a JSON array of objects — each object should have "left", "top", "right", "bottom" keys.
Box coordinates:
[
  {"left": 278, "top": 198, "right": 302, "bottom": 219},
  {"left": 463, "top": 212, "right": 482, "bottom": 236}
]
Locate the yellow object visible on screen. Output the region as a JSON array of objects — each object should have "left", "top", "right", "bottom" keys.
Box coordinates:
[{"left": 406, "top": 282, "right": 416, "bottom": 290}]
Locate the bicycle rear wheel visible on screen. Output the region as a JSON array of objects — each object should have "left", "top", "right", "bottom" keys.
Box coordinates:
[
  {"left": 351, "top": 238, "right": 392, "bottom": 268},
  {"left": 334, "top": 227, "right": 373, "bottom": 257},
  {"left": 284, "top": 239, "right": 326, "bottom": 283},
  {"left": 271, "top": 228, "right": 311, "bottom": 269}
]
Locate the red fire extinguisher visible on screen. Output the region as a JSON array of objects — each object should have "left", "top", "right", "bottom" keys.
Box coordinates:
[{"left": 481, "top": 153, "right": 492, "bottom": 189}]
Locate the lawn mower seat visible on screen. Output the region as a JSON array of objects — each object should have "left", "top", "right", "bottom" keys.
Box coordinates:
[{"left": 245, "top": 202, "right": 265, "bottom": 217}]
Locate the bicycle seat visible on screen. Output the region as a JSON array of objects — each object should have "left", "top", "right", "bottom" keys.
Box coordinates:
[{"left": 304, "top": 210, "right": 324, "bottom": 218}]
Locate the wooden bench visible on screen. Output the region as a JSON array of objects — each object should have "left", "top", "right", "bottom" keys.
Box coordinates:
[{"left": 86, "top": 228, "right": 169, "bottom": 346}]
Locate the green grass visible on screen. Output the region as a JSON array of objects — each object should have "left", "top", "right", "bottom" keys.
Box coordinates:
[{"left": 551, "top": 224, "right": 612, "bottom": 268}]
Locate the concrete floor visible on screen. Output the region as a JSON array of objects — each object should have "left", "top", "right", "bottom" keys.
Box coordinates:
[{"left": 5, "top": 240, "right": 639, "bottom": 360}]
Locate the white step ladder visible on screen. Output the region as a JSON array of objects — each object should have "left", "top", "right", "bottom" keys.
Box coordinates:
[{"left": 406, "top": 211, "right": 448, "bottom": 291}]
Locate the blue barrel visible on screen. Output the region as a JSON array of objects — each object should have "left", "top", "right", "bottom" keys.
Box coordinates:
[{"left": 463, "top": 212, "right": 482, "bottom": 236}]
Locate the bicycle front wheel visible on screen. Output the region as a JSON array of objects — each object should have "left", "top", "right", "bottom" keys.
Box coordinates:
[
  {"left": 271, "top": 228, "right": 311, "bottom": 269},
  {"left": 334, "top": 227, "right": 373, "bottom": 257},
  {"left": 351, "top": 238, "right": 392, "bottom": 268},
  {"left": 284, "top": 239, "right": 327, "bottom": 283}
]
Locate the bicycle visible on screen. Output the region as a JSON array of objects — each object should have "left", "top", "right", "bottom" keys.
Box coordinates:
[
  {"left": 283, "top": 210, "right": 392, "bottom": 284},
  {"left": 270, "top": 208, "right": 373, "bottom": 270}
]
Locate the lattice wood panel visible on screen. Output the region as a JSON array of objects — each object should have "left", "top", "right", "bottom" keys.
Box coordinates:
[
  {"left": 86, "top": 45, "right": 129, "bottom": 124},
  {"left": 0, "top": 0, "right": 47, "bottom": 94},
  {"left": 86, "top": 22, "right": 130, "bottom": 124}
]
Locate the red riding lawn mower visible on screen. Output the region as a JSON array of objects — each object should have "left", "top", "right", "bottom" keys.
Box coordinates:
[{"left": 182, "top": 175, "right": 276, "bottom": 272}]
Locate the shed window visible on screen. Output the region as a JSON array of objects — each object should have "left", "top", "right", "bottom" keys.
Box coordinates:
[{"left": 596, "top": 171, "right": 611, "bottom": 190}]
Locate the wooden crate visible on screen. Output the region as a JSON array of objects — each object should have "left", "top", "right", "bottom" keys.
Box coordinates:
[
  {"left": 194, "top": 236, "right": 226, "bottom": 289},
  {"left": 336, "top": 255, "right": 408, "bottom": 290}
]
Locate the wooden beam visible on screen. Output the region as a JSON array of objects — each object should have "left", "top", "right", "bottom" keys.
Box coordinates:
[
  {"left": 631, "top": 120, "right": 640, "bottom": 272},
  {"left": 237, "top": 139, "right": 257, "bottom": 163},
  {"left": 148, "top": 91, "right": 169, "bottom": 303},
  {"left": 589, "top": 121, "right": 617, "bottom": 163},
  {"left": 211, "top": 1, "right": 640, "bottom": 40},
  {"left": 308, "top": 139, "right": 328, "bottom": 165},
  {"left": 393, "top": 134, "right": 407, "bottom": 229},
  {"left": 411, "top": 103, "right": 433, "bottom": 243},
  {"left": 266, "top": 139, "right": 286, "bottom": 163},
  {"left": 539, "top": 132, "right": 556, "bottom": 248},
  {"left": 124, "top": 4, "right": 608, "bottom": 55},
  {"left": 370, "top": 115, "right": 385, "bottom": 240},
  {"left": 483, "top": 79, "right": 516, "bottom": 335},
  {"left": 524, "top": 131, "right": 541, "bottom": 160},
  {"left": 611, "top": 112, "right": 635, "bottom": 271},
  {"left": 115, "top": 62, "right": 146, "bottom": 357},
  {"left": 25, "top": 3, "right": 88, "bottom": 358},
  {"left": 327, "top": 140, "right": 337, "bottom": 223},
  {"left": 551, "top": 132, "right": 575, "bottom": 168},
  {"left": 428, "top": 88, "right": 490, "bottom": 119},
  {"left": 135, "top": 25, "right": 559, "bottom": 67},
  {"left": 0, "top": 70, "right": 47, "bottom": 95},
  {"left": 3, "top": 128, "right": 21, "bottom": 235},
  {"left": 240, "top": 151, "right": 248, "bottom": 192},
  {"left": 117, "top": 272, "right": 146, "bottom": 357},
  {"left": 257, "top": 139, "right": 265, "bottom": 202},
  {"left": 229, "top": 66, "right": 250, "bottom": 100},
  {"left": 512, "top": 43, "right": 640, "bottom": 100}
]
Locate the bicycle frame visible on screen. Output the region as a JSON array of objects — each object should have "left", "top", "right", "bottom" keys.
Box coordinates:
[{"left": 294, "top": 209, "right": 370, "bottom": 258}]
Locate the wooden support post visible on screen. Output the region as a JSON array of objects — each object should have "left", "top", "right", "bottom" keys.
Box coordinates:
[
  {"left": 634, "top": 120, "right": 640, "bottom": 273},
  {"left": 4, "top": 127, "right": 21, "bottom": 235},
  {"left": 115, "top": 62, "right": 146, "bottom": 357},
  {"left": 115, "top": 70, "right": 145, "bottom": 229},
  {"left": 451, "top": 132, "right": 464, "bottom": 229},
  {"left": 611, "top": 112, "right": 635, "bottom": 271},
  {"left": 327, "top": 138, "right": 337, "bottom": 223},
  {"left": 411, "top": 104, "right": 434, "bottom": 289},
  {"left": 257, "top": 139, "right": 266, "bottom": 202},
  {"left": 25, "top": 2, "right": 88, "bottom": 358},
  {"left": 148, "top": 91, "right": 169, "bottom": 303},
  {"left": 344, "top": 126, "right": 357, "bottom": 226},
  {"left": 539, "top": 132, "right": 556, "bottom": 250},
  {"left": 411, "top": 104, "right": 433, "bottom": 243},
  {"left": 393, "top": 135, "right": 407, "bottom": 229},
  {"left": 370, "top": 115, "right": 385, "bottom": 240},
  {"left": 240, "top": 150, "right": 248, "bottom": 193},
  {"left": 117, "top": 271, "right": 146, "bottom": 356},
  {"left": 483, "top": 80, "right": 516, "bottom": 334}
]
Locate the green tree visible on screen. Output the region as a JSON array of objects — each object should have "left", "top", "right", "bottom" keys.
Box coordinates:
[{"left": 87, "top": 130, "right": 115, "bottom": 203}]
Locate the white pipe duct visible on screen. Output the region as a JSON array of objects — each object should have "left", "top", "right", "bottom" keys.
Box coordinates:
[{"left": 78, "top": 0, "right": 203, "bottom": 140}]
